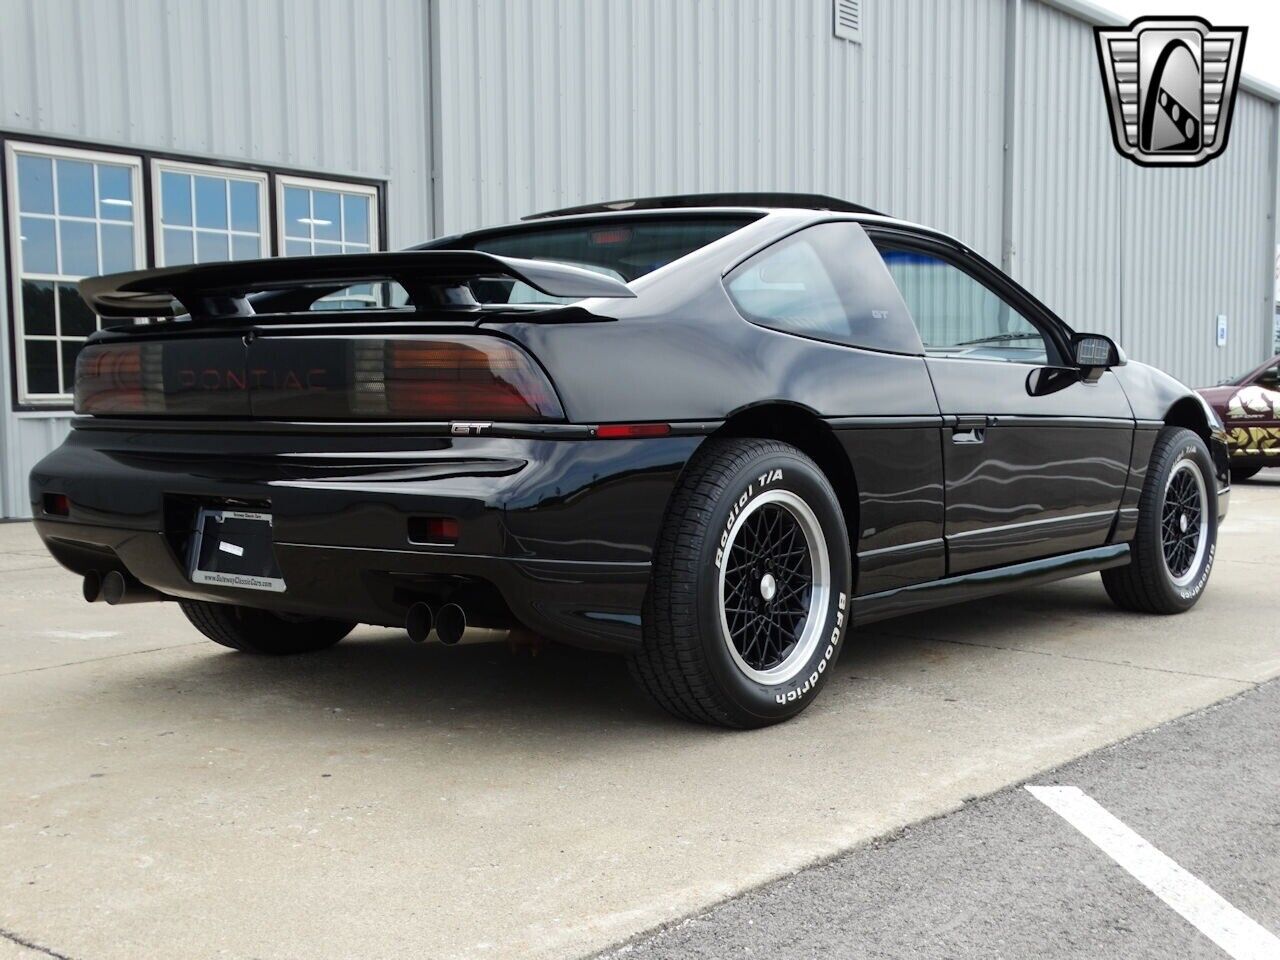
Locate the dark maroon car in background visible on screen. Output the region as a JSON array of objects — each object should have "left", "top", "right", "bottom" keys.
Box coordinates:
[{"left": 1197, "top": 355, "right": 1280, "bottom": 482}]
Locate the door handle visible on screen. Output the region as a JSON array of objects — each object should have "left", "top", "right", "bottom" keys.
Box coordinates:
[{"left": 952, "top": 416, "right": 990, "bottom": 444}]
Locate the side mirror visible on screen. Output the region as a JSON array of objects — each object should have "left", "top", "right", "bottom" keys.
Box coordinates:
[
  {"left": 1027, "top": 365, "right": 1082, "bottom": 397},
  {"left": 1072, "top": 333, "right": 1125, "bottom": 380}
]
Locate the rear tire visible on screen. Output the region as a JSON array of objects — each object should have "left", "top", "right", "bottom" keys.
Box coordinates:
[
  {"left": 180, "top": 600, "right": 355, "bottom": 655},
  {"left": 1103, "top": 427, "right": 1217, "bottom": 614},
  {"left": 630, "top": 438, "right": 853, "bottom": 728},
  {"left": 1230, "top": 464, "right": 1262, "bottom": 483}
]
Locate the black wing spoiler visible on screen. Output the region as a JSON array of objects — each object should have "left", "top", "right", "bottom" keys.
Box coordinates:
[{"left": 79, "top": 251, "right": 635, "bottom": 320}]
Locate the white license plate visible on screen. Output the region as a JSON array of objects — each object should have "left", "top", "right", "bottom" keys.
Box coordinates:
[{"left": 187, "top": 509, "right": 286, "bottom": 593}]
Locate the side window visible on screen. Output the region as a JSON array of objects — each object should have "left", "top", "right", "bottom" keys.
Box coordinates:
[
  {"left": 877, "top": 247, "right": 1049, "bottom": 365},
  {"left": 725, "top": 221, "right": 921, "bottom": 355},
  {"left": 1257, "top": 365, "right": 1280, "bottom": 388}
]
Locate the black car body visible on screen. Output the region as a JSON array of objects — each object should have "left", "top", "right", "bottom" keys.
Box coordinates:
[{"left": 30, "top": 194, "right": 1230, "bottom": 726}]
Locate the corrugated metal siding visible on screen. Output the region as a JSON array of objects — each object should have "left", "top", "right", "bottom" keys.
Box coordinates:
[
  {"left": 1121, "top": 92, "right": 1277, "bottom": 387},
  {"left": 0, "top": 0, "right": 434, "bottom": 516},
  {"left": 1012, "top": 0, "right": 1125, "bottom": 342},
  {"left": 1013, "top": 1, "right": 1278, "bottom": 388},
  {"left": 0, "top": 0, "right": 433, "bottom": 248},
  {"left": 434, "top": 0, "right": 1008, "bottom": 261}
]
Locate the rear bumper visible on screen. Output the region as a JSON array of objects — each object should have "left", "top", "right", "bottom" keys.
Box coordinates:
[{"left": 30, "top": 422, "right": 703, "bottom": 652}]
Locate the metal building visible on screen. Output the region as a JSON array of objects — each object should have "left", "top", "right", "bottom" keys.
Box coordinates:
[{"left": 1, "top": 0, "right": 1277, "bottom": 518}]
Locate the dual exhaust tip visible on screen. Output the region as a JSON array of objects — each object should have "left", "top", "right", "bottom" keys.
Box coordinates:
[
  {"left": 83, "top": 571, "right": 472, "bottom": 647},
  {"left": 83, "top": 570, "right": 162, "bottom": 605},
  {"left": 406, "top": 602, "right": 466, "bottom": 645}
]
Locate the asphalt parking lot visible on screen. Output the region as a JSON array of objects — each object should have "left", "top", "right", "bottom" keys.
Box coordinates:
[{"left": 2, "top": 477, "right": 1279, "bottom": 960}]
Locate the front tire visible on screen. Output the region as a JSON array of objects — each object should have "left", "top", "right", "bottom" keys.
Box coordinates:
[
  {"left": 180, "top": 600, "right": 355, "bottom": 655},
  {"left": 1103, "top": 427, "right": 1217, "bottom": 614},
  {"left": 631, "top": 438, "right": 853, "bottom": 728}
]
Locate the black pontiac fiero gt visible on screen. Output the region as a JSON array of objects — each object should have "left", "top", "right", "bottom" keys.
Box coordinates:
[{"left": 31, "top": 193, "right": 1229, "bottom": 727}]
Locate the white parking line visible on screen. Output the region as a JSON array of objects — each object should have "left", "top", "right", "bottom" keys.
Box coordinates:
[{"left": 1027, "top": 785, "right": 1280, "bottom": 960}]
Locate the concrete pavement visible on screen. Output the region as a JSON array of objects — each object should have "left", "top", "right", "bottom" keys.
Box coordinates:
[
  {"left": 606, "top": 677, "right": 1280, "bottom": 959},
  {"left": 1, "top": 477, "right": 1278, "bottom": 959}
]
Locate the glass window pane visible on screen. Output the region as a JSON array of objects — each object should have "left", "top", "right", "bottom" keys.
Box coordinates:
[
  {"left": 284, "top": 187, "right": 310, "bottom": 238},
  {"left": 58, "top": 284, "right": 97, "bottom": 337},
  {"left": 231, "top": 234, "right": 261, "bottom": 261},
  {"left": 161, "top": 171, "right": 193, "bottom": 226},
  {"left": 100, "top": 223, "right": 135, "bottom": 273},
  {"left": 59, "top": 220, "right": 99, "bottom": 276},
  {"left": 21, "top": 280, "right": 56, "bottom": 336},
  {"left": 194, "top": 176, "right": 228, "bottom": 229},
  {"left": 56, "top": 159, "right": 95, "bottom": 217},
  {"left": 61, "top": 341, "right": 86, "bottom": 394},
  {"left": 314, "top": 240, "right": 342, "bottom": 256},
  {"left": 342, "top": 194, "right": 370, "bottom": 244},
  {"left": 229, "top": 180, "right": 259, "bottom": 232},
  {"left": 879, "top": 249, "right": 1047, "bottom": 363},
  {"left": 196, "top": 230, "right": 229, "bottom": 262},
  {"left": 97, "top": 165, "right": 134, "bottom": 221},
  {"left": 163, "top": 227, "right": 194, "bottom": 266},
  {"left": 312, "top": 191, "right": 341, "bottom": 241},
  {"left": 19, "top": 216, "right": 57, "bottom": 274},
  {"left": 285, "top": 238, "right": 311, "bottom": 257},
  {"left": 17, "top": 155, "right": 54, "bottom": 214},
  {"left": 344, "top": 242, "right": 370, "bottom": 255},
  {"left": 25, "top": 340, "right": 59, "bottom": 395}
]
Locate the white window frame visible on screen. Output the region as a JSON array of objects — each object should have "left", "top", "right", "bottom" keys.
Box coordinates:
[
  {"left": 150, "top": 159, "right": 270, "bottom": 266},
  {"left": 4, "top": 140, "right": 145, "bottom": 406},
  {"left": 275, "top": 174, "right": 380, "bottom": 256}
]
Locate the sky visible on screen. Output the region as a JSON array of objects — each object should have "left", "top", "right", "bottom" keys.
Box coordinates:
[{"left": 1099, "top": 0, "right": 1280, "bottom": 90}]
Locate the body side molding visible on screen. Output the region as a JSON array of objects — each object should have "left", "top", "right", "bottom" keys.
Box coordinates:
[{"left": 853, "top": 544, "right": 1131, "bottom": 625}]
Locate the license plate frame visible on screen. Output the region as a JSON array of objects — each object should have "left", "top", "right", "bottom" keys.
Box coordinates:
[{"left": 187, "top": 508, "right": 287, "bottom": 593}]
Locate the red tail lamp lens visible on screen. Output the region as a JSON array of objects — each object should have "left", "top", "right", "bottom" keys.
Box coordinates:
[
  {"left": 383, "top": 338, "right": 563, "bottom": 421},
  {"left": 595, "top": 423, "right": 672, "bottom": 439},
  {"left": 408, "top": 516, "right": 460, "bottom": 544},
  {"left": 74, "top": 343, "right": 164, "bottom": 415},
  {"left": 42, "top": 493, "right": 70, "bottom": 516}
]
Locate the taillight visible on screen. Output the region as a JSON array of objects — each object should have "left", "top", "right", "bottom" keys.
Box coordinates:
[
  {"left": 362, "top": 337, "right": 563, "bottom": 421},
  {"left": 74, "top": 343, "right": 165, "bottom": 415}
]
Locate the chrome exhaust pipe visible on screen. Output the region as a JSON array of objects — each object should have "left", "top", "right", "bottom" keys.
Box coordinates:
[
  {"left": 82, "top": 571, "right": 103, "bottom": 603},
  {"left": 101, "top": 570, "right": 163, "bottom": 605},
  {"left": 435, "top": 603, "right": 466, "bottom": 645},
  {"left": 405, "top": 602, "right": 435, "bottom": 643}
]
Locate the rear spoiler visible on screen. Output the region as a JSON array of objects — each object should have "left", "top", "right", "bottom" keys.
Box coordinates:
[{"left": 78, "top": 250, "right": 635, "bottom": 320}]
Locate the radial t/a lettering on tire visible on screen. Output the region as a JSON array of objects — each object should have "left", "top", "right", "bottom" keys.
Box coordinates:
[
  {"left": 630, "top": 438, "right": 853, "bottom": 728},
  {"left": 1103, "top": 426, "right": 1217, "bottom": 615}
]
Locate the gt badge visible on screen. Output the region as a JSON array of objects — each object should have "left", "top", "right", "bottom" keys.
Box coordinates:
[{"left": 450, "top": 422, "right": 492, "bottom": 435}]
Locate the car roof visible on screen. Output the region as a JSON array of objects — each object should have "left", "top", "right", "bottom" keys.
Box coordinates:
[
  {"left": 514, "top": 194, "right": 967, "bottom": 251},
  {"left": 523, "top": 192, "right": 885, "bottom": 220}
]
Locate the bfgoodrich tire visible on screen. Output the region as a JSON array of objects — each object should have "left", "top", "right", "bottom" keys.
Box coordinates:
[
  {"left": 180, "top": 600, "right": 355, "bottom": 654},
  {"left": 1103, "top": 427, "right": 1217, "bottom": 615},
  {"left": 630, "top": 438, "right": 853, "bottom": 728}
]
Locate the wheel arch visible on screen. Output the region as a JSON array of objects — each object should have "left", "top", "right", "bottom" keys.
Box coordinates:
[
  {"left": 1164, "top": 396, "right": 1212, "bottom": 444},
  {"left": 711, "top": 402, "right": 860, "bottom": 552}
]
